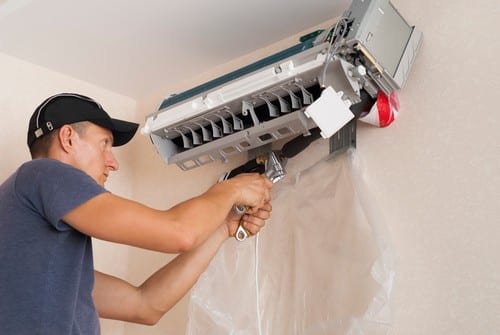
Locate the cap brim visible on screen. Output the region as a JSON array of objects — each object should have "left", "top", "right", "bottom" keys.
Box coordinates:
[{"left": 109, "top": 119, "right": 139, "bottom": 147}]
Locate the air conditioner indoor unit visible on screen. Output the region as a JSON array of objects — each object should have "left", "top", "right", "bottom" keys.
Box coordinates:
[{"left": 141, "top": 0, "right": 422, "bottom": 171}]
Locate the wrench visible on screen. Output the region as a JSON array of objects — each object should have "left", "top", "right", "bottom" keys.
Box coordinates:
[{"left": 234, "top": 151, "right": 286, "bottom": 241}]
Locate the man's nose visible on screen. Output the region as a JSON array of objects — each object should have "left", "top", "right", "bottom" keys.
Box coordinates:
[{"left": 106, "top": 151, "right": 119, "bottom": 171}]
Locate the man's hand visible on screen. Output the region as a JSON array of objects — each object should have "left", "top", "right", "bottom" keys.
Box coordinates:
[
  {"left": 220, "top": 173, "right": 273, "bottom": 213},
  {"left": 224, "top": 202, "right": 272, "bottom": 238}
]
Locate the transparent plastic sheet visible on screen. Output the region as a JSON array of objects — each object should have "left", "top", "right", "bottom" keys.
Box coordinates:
[{"left": 186, "top": 148, "right": 395, "bottom": 335}]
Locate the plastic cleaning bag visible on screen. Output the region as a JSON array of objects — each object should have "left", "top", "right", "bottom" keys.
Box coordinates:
[{"left": 186, "top": 148, "right": 395, "bottom": 335}]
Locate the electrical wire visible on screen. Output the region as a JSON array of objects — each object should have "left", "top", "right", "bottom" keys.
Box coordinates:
[{"left": 255, "top": 233, "right": 263, "bottom": 335}]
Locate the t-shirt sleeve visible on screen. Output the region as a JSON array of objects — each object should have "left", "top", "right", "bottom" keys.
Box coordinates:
[{"left": 15, "top": 159, "right": 108, "bottom": 231}]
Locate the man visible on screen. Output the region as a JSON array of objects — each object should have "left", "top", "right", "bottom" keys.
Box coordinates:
[{"left": 0, "top": 93, "right": 273, "bottom": 334}]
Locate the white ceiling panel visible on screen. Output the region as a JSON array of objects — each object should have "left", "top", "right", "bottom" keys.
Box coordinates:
[{"left": 0, "top": 0, "right": 349, "bottom": 99}]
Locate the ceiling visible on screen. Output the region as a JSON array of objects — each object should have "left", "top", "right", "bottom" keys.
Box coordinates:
[{"left": 0, "top": 0, "right": 349, "bottom": 100}]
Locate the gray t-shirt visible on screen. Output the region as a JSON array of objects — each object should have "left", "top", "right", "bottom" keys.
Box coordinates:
[{"left": 0, "top": 158, "right": 107, "bottom": 335}]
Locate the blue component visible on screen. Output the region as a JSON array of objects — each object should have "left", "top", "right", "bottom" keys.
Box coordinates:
[{"left": 159, "top": 39, "right": 316, "bottom": 110}]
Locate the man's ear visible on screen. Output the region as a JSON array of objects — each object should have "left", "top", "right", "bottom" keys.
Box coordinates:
[{"left": 58, "top": 125, "right": 77, "bottom": 153}]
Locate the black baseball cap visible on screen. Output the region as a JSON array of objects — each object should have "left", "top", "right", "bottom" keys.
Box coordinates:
[{"left": 27, "top": 93, "right": 139, "bottom": 147}]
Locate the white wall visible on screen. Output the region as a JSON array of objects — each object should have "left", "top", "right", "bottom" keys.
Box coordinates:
[{"left": 361, "top": 1, "right": 500, "bottom": 333}]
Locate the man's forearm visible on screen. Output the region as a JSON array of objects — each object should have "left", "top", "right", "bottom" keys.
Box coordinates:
[
  {"left": 136, "top": 224, "right": 229, "bottom": 324},
  {"left": 93, "top": 203, "right": 270, "bottom": 325},
  {"left": 65, "top": 173, "right": 271, "bottom": 254}
]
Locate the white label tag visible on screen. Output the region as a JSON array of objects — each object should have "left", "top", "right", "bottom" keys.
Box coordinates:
[{"left": 303, "top": 86, "right": 354, "bottom": 138}]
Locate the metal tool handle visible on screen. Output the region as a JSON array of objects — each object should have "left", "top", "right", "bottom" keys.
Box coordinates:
[
  {"left": 233, "top": 204, "right": 251, "bottom": 241},
  {"left": 235, "top": 222, "right": 250, "bottom": 241},
  {"left": 233, "top": 152, "right": 286, "bottom": 242},
  {"left": 233, "top": 204, "right": 247, "bottom": 215},
  {"left": 233, "top": 204, "right": 250, "bottom": 241}
]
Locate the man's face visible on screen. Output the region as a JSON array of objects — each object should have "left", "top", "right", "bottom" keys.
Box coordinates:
[{"left": 71, "top": 122, "right": 119, "bottom": 186}]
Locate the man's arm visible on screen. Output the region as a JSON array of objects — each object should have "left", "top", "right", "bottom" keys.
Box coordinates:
[
  {"left": 93, "top": 203, "right": 271, "bottom": 325},
  {"left": 63, "top": 173, "right": 273, "bottom": 253}
]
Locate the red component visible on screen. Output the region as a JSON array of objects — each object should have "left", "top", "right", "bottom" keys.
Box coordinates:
[{"left": 376, "top": 91, "right": 399, "bottom": 128}]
